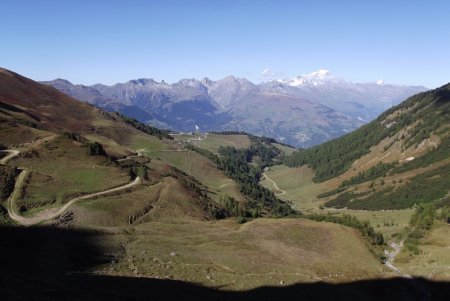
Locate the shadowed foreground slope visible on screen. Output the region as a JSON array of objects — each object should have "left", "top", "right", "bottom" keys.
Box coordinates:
[{"left": 0, "top": 226, "right": 449, "bottom": 301}]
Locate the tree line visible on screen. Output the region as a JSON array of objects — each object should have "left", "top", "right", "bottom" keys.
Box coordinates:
[
  {"left": 306, "top": 213, "right": 384, "bottom": 246},
  {"left": 340, "top": 161, "right": 398, "bottom": 188},
  {"left": 405, "top": 203, "right": 436, "bottom": 255}
]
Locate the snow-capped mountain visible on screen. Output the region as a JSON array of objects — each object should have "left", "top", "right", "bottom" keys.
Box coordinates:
[
  {"left": 42, "top": 70, "right": 427, "bottom": 147},
  {"left": 272, "top": 70, "right": 426, "bottom": 121},
  {"left": 277, "top": 69, "right": 344, "bottom": 87}
]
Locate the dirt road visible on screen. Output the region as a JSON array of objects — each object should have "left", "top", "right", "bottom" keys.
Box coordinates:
[
  {"left": 262, "top": 170, "right": 286, "bottom": 196},
  {"left": 0, "top": 150, "right": 19, "bottom": 164},
  {"left": 2, "top": 146, "right": 141, "bottom": 226},
  {"left": 7, "top": 172, "right": 141, "bottom": 226}
]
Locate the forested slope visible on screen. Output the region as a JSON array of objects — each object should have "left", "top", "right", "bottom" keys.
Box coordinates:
[{"left": 285, "top": 84, "right": 450, "bottom": 182}]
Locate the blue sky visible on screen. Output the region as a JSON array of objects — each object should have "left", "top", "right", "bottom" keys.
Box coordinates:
[{"left": 0, "top": 0, "right": 449, "bottom": 87}]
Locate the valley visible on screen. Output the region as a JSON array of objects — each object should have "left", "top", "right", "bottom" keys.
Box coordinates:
[{"left": 0, "top": 68, "right": 448, "bottom": 300}]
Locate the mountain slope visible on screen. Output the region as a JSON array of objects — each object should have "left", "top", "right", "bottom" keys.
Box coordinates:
[
  {"left": 41, "top": 79, "right": 171, "bottom": 129},
  {"left": 40, "top": 78, "right": 111, "bottom": 106},
  {"left": 0, "top": 69, "right": 97, "bottom": 133},
  {"left": 285, "top": 82, "right": 450, "bottom": 209},
  {"left": 92, "top": 78, "right": 230, "bottom": 131},
  {"left": 204, "top": 75, "right": 257, "bottom": 108},
  {"left": 220, "top": 91, "right": 361, "bottom": 146}
]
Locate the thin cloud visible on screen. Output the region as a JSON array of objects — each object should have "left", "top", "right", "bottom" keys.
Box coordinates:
[{"left": 261, "top": 68, "right": 274, "bottom": 77}]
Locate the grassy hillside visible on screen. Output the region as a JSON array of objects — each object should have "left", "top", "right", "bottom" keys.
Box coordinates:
[
  {"left": 101, "top": 218, "right": 388, "bottom": 289},
  {"left": 9, "top": 136, "right": 130, "bottom": 210}
]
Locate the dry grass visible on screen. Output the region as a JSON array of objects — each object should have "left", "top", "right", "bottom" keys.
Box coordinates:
[
  {"left": 146, "top": 149, "right": 245, "bottom": 203},
  {"left": 0, "top": 122, "right": 54, "bottom": 147},
  {"left": 73, "top": 182, "right": 165, "bottom": 227},
  {"left": 128, "top": 134, "right": 173, "bottom": 152},
  {"left": 73, "top": 176, "right": 212, "bottom": 226},
  {"left": 101, "top": 218, "right": 389, "bottom": 290},
  {"left": 261, "top": 165, "right": 326, "bottom": 212}
]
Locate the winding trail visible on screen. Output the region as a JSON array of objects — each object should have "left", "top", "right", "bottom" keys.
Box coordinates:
[
  {"left": 1, "top": 148, "right": 141, "bottom": 226},
  {"left": 261, "top": 170, "right": 286, "bottom": 196},
  {"left": 8, "top": 175, "right": 141, "bottom": 226},
  {"left": 117, "top": 149, "right": 146, "bottom": 162}
]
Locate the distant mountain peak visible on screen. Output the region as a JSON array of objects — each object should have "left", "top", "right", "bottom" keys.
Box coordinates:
[
  {"left": 53, "top": 78, "right": 73, "bottom": 85},
  {"left": 129, "top": 78, "right": 157, "bottom": 85},
  {"left": 223, "top": 75, "right": 236, "bottom": 80},
  {"left": 201, "top": 77, "right": 214, "bottom": 87}
]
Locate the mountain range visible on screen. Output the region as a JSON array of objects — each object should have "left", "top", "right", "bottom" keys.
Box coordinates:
[
  {"left": 2, "top": 67, "right": 450, "bottom": 299},
  {"left": 42, "top": 70, "right": 426, "bottom": 147}
]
